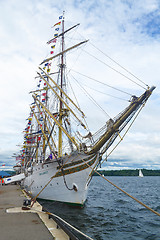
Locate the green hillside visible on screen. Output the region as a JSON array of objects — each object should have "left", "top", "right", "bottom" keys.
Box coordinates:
[{"left": 93, "top": 169, "right": 160, "bottom": 176}]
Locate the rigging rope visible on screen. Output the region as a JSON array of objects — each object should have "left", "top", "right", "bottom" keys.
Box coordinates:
[
  {"left": 68, "top": 97, "right": 160, "bottom": 217},
  {"left": 77, "top": 81, "right": 130, "bottom": 102},
  {"left": 70, "top": 69, "right": 133, "bottom": 96},
  {"left": 30, "top": 103, "right": 160, "bottom": 218},
  {"left": 101, "top": 100, "right": 147, "bottom": 164},
  {"left": 67, "top": 72, "right": 91, "bottom": 132},
  {"left": 82, "top": 49, "right": 147, "bottom": 90},
  {"left": 70, "top": 73, "right": 111, "bottom": 119},
  {"left": 89, "top": 42, "right": 149, "bottom": 89},
  {"left": 76, "top": 30, "right": 148, "bottom": 89},
  {"left": 28, "top": 31, "right": 157, "bottom": 218}
]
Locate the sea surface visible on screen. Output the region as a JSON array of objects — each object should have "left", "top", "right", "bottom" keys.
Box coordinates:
[{"left": 39, "top": 176, "right": 160, "bottom": 240}]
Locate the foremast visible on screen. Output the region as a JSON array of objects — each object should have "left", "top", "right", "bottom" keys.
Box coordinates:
[
  {"left": 39, "top": 15, "right": 88, "bottom": 158},
  {"left": 59, "top": 14, "right": 65, "bottom": 157}
]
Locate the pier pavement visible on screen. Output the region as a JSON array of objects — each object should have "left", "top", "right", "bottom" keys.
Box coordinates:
[{"left": 0, "top": 184, "right": 69, "bottom": 240}]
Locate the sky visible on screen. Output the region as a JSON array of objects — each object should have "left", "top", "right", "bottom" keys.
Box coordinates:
[{"left": 0, "top": 0, "right": 160, "bottom": 171}]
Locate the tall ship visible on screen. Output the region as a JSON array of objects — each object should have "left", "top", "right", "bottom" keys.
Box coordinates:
[{"left": 14, "top": 14, "right": 155, "bottom": 206}]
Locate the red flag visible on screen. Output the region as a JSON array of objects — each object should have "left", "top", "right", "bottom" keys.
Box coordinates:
[{"left": 54, "top": 21, "right": 61, "bottom": 27}]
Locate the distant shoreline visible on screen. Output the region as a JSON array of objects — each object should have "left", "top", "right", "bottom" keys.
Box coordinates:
[
  {"left": 93, "top": 169, "right": 160, "bottom": 176},
  {"left": 4, "top": 169, "right": 160, "bottom": 177}
]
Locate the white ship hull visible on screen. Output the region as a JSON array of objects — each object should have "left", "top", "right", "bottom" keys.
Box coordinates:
[{"left": 22, "top": 152, "right": 100, "bottom": 206}]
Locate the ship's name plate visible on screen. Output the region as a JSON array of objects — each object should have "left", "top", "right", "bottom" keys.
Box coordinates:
[{"left": 39, "top": 171, "right": 48, "bottom": 176}]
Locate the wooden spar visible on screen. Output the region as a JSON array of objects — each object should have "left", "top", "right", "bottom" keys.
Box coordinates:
[
  {"left": 37, "top": 72, "right": 86, "bottom": 129},
  {"left": 40, "top": 40, "right": 88, "bottom": 65},
  {"left": 29, "top": 87, "right": 49, "bottom": 94},
  {"left": 35, "top": 71, "right": 59, "bottom": 79},
  {"left": 58, "top": 16, "right": 64, "bottom": 158},
  {"left": 34, "top": 100, "right": 57, "bottom": 149},
  {"left": 39, "top": 67, "right": 85, "bottom": 118},
  {"left": 43, "top": 112, "right": 57, "bottom": 149},
  {"left": 30, "top": 107, "right": 54, "bottom": 153},
  {"left": 88, "top": 86, "right": 156, "bottom": 155},
  {"left": 32, "top": 94, "right": 79, "bottom": 150},
  {"left": 47, "top": 23, "right": 80, "bottom": 44}
]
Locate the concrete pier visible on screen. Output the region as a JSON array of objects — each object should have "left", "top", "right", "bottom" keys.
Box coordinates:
[{"left": 0, "top": 184, "right": 69, "bottom": 240}]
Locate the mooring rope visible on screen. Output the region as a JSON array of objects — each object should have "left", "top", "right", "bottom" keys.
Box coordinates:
[
  {"left": 30, "top": 154, "right": 79, "bottom": 207},
  {"left": 30, "top": 92, "right": 160, "bottom": 218},
  {"left": 22, "top": 206, "right": 94, "bottom": 240},
  {"left": 77, "top": 99, "right": 160, "bottom": 217},
  {"left": 22, "top": 189, "right": 93, "bottom": 239},
  {"left": 94, "top": 171, "right": 160, "bottom": 217},
  {"left": 31, "top": 149, "right": 160, "bottom": 217},
  {"left": 78, "top": 154, "right": 160, "bottom": 218}
]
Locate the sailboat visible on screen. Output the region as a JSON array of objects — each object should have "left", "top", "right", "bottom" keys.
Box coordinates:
[
  {"left": 139, "top": 169, "right": 144, "bottom": 177},
  {"left": 14, "top": 14, "right": 155, "bottom": 206}
]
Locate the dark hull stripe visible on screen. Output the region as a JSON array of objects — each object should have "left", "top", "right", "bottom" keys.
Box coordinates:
[
  {"left": 54, "top": 155, "right": 98, "bottom": 178},
  {"left": 57, "top": 154, "right": 95, "bottom": 170}
]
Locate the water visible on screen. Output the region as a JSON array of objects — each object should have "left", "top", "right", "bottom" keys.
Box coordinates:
[{"left": 39, "top": 176, "right": 160, "bottom": 240}]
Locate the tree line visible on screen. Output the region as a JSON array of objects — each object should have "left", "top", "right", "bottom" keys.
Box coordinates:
[{"left": 93, "top": 169, "right": 160, "bottom": 176}]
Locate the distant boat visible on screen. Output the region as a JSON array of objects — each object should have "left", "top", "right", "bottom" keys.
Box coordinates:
[{"left": 139, "top": 169, "right": 144, "bottom": 177}]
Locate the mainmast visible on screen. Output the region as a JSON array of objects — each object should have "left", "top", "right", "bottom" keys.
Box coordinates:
[
  {"left": 34, "top": 18, "right": 88, "bottom": 157},
  {"left": 58, "top": 13, "right": 65, "bottom": 157}
]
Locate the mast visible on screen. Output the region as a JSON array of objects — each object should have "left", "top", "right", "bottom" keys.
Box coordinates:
[
  {"left": 58, "top": 13, "right": 65, "bottom": 157},
  {"left": 42, "top": 64, "right": 49, "bottom": 160}
]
